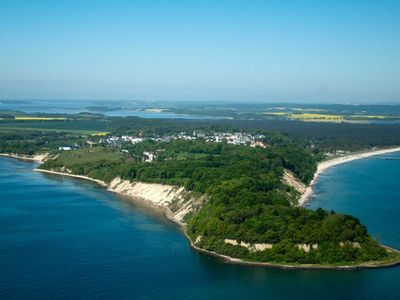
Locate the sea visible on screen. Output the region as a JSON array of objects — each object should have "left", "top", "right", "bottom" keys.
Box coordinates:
[{"left": 0, "top": 153, "right": 400, "bottom": 299}]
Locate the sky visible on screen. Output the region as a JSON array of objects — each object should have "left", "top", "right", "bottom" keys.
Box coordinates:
[{"left": 0, "top": 0, "right": 399, "bottom": 103}]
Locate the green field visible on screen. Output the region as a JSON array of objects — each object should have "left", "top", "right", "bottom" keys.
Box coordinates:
[
  {"left": 0, "top": 120, "right": 109, "bottom": 135},
  {"left": 55, "top": 147, "right": 123, "bottom": 165}
]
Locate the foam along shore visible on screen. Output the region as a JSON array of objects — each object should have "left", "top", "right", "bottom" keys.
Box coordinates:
[
  {"left": 298, "top": 146, "right": 400, "bottom": 206},
  {"left": 0, "top": 153, "right": 48, "bottom": 163}
]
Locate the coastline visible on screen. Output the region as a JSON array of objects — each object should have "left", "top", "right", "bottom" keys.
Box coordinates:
[
  {"left": 34, "top": 169, "right": 185, "bottom": 227},
  {"left": 34, "top": 165, "right": 400, "bottom": 270},
  {"left": 35, "top": 169, "right": 109, "bottom": 187},
  {"left": 0, "top": 153, "right": 48, "bottom": 163},
  {"left": 2, "top": 151, "right": 400, "bottom": 270},
  {"left": 298, "top": 146, "right": 400, "bottom": 206},
  {"left": 188, "top": 239, "right": 400, "bottom": 270}
]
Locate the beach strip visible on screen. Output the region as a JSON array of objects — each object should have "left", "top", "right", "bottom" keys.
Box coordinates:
[
  {"left": 0, "top": 153, "right": 48, "bottom": 163},
  {"left": 298, "top": 146, "right": 400, "bottom": 206}
]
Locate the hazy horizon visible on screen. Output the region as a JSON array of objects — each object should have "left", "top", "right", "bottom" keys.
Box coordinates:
[
  {"left": 2, "top": 98, "right": 400, "bottom": 106},
  {"left": 1, "top": 0, "right": 399, "bottom": 103}
]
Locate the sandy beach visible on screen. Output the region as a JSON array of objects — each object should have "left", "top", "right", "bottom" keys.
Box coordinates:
[
  {"left": 0, "top": 153, "right": 48, "bottom": 163},
  {"left": 298, "top": 146, "right": 400, "bottom": 206},
  {"left": 35, "top": 169, "right": 109, "bottom": 187}
]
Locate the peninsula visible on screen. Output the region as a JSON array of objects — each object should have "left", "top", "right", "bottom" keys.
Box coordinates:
[
  {"left": 34, "top": 143, "right": 400, "bottom": 269},
  {"left": 2, "top": 113, "right": 400, "bottom": 269}
]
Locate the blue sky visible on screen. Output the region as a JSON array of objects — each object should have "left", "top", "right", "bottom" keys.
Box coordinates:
[{"left": 0, "top": 0, "right": 399, "bottom": 102}]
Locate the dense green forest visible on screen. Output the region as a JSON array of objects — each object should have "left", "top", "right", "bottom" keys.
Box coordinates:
[{"left": 187, "top": 201, "right": 387, "bottom": 265}]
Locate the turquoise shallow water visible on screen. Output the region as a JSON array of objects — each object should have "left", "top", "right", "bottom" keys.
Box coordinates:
[{"left": 0, "top": 156, "right": 400, "bottom": 299}]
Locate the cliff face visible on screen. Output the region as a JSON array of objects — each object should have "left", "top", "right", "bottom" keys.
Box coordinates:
[
  {"left": 282, "top": 169, "right": 307, "bottom": 195},
  {"left": 108, "top": 177, "right": 206, "bottom": 225}
]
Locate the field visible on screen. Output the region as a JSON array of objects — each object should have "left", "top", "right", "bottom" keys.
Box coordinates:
[
  {"left": 91, "top": 132, "right": 109, "bottom": 136},
  {"left": 289, "top": 113, "right": 344, "bottom": 122},
  {"left": 264, "top": 112, "right": 344, "bottom": 122},
  {"left": 55, "top": 147, "right": 123, "bottom": 166},
  {"left": 0, "top": 120, "right": 109, "bottom": 135},
  {"left": 176, "top": 152, "right": 218, "bottom": 160}
]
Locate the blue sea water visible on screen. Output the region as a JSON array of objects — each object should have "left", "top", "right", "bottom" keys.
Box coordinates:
[
  {"left": 307, "top": 153, "right": 400, "bottom": 249},
  {"left": 0, "top": 155, "right": 400, "bottom": 300}
]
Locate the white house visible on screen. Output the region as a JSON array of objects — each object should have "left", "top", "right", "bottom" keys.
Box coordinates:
[
  {"left": 143, "top": 151, "right": 155, "bottom": 163},
  {"left": 59, "top": 146, "right": 72, "bottom": 151}
]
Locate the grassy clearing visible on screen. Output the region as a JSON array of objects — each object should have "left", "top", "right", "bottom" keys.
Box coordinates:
[
  {"left": 264, "top": 112, "right": 344, "bottom": 122},
  {"left": 55, "top": 147, "right": 123, "bottom": 166},
  {"left": 176, "top": 152, "right": 217, "bottom": 160},
  {"left": 289, "top": 113, "right": 344, "bottom": 121},
  {"left": 91, "top": 131, "right": 109, "bottom": 136}
]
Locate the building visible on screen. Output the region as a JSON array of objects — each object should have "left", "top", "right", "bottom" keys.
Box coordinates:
[
  {"left": 143, "top": 151, "right": 155, "bottom": 163},
  {"left": 59, "top": 146, "right": 72, "bottom": 151}
]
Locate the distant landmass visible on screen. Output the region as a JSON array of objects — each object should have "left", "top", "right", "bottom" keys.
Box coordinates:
[{"left": 0, "top": 100, "right": 30, "bottom": 104}]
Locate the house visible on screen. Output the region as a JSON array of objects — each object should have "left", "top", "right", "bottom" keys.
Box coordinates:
[
  {"left": 250, "top": 141, "right": 267, "bottom": 148},
  {"left": 59, "top": 146, "right": 72, "bottom": 151},
  {"left": 143, "top": 151, "right": 155, "bottom": 163}
]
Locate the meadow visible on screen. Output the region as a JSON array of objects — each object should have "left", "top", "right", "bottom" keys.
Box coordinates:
[
  {"left": 0, "top": 119, "right": 109, "bottom": 135},
  {"left": 53, "top": 147, "right": 123, "bottom": 166}
]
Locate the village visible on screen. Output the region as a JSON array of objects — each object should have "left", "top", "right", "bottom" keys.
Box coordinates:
[
  {"left": 88, "top": 131, "right": 266, "bottom": 149},
  {"left": 58, "top": 131, "right": 267, "bottom": 163}
]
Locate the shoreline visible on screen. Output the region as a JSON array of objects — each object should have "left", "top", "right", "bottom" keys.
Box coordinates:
[
  {"left": 298, "top": 146, "right": 400, "bottom": 206},
  {"left": 3, "top": 152, "right": 400, "bottom": 270},
  {"left": 34, "top": 166, "right": 400, "bottom": 270},
  {"left": 188, "top": 239, "right": 400, "bottom": 270},
  {"left": 35, "top": 169, "right": 185, "bottom": 227},
  {"left": 0, "top": 153, "right": 48, "bottom": 163},
  {"left": 35, "top": 169, "right": 109, "bottom": 187}
]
